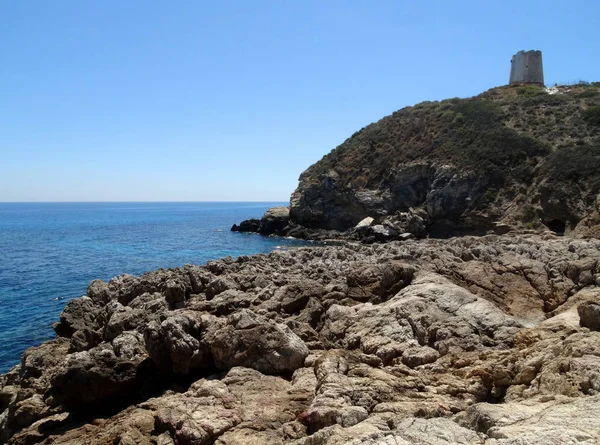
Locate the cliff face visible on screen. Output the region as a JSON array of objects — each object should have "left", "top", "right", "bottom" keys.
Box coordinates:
[{"left": 290, "top": 83, "right": 600, "bottom": 237}]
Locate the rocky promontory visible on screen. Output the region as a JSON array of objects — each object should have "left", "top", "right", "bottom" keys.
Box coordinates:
[
  {"left": 234, "top": 83, "right": 600, "bottom": 241},
  {"left": 1, "top": 233, "right": 600, "bottom": 444}
]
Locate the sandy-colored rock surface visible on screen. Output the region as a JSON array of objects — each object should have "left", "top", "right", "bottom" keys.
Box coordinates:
[{"left": 1, "top": 234, "right": 599, "bottom": 444}]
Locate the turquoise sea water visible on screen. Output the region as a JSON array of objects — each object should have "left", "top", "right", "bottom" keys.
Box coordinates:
[{"left": 0, "top": 202, "right": 307, "bottom": 373}]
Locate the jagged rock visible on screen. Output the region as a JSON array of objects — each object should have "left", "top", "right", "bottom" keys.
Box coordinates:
[
  {"left": 346, "top": 261, "right": 415, "bottom": 302},
  {"left": 382, "top": 208, "right": 429, "bottom": 238},
  {"left": 578, "top": 301, "right": 600, "bottom": 330},
  {"left": 258, "top": 206, "right": 290, "bottom": 235},
  {"left": 401, "top": 346, "right": 440, "bottom": 368},
  {"left": 365, "top": 224, "right": 398, "bottom": 243},
  {"left": 69, "top": 327, "right": 102, "bottom": 352},
  {"left": 49, "top": 344, "right": 146, "bottom": 411},
  {"left": 53, "top": 297, "right": 99, "bottom": 337},
  {"left": 104, "top": 303, "right": 146, "bottom": 341},
  {"left": 231, "top": 207, "right": 291, "bottom": 236},
  {"left": 205, "top": 277, "right": 239, "bottom": 300},
  {"left": 86, "top": 279, "right": 111, "bottom": 305},
  {"left": 231, "top": 218, "right": 261, "bottom": 233},
  {"left": 195, "top": 289, "right": 252, "bottom": 316},
  {"left": 3, "top": 234, "right": 600, "bottom": 444},
  {"left": 460, "top": 395, "right": 600, "bottom": 444},
  {"left": 209, "top": 310, "right": 309, "bottom": 374},
  {"left": 274, "top": 280, "right": 326, "bottom": 314},
  {"left": 112, "top": 331, "right": 147, "bottom": 360},
  {"left": 144, "top": 312, "right": 215, "bottom": 375}
]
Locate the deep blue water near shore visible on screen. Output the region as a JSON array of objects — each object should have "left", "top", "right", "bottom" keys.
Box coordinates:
[{"left": 0, "top": 202, "right": 308, "bottom": 373}]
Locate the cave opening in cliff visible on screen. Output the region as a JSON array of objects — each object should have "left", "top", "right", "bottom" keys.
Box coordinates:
[{"left": 544, "top": 219, "right": 566, "bottom": 235}]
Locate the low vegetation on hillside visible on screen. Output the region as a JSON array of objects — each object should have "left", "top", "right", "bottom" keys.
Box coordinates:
[
  {"left": 299, "top": 82, "right": 600, "bottom": 230},
  {"left": 305, "top": 83, "right": 600, "bottom": 190}
]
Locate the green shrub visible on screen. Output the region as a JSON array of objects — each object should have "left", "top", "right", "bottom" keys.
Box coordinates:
[
  {"left": 522, "top": 205, "right": 540, "bottom": 224},
  {"left": 583, "top": 106, "right": 600, "bottom": 126},
  {"left": 577, "top": 89, "right": 600, "bottom": 98},
  {"left": 517, "top": 86, "right": 544, "bottom": 97},
  {"left": 546, "top": 142, "right": 600, "bottom": 192}
]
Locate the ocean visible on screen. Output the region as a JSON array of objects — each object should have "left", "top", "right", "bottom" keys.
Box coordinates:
[{"left": 0, "top": 202, "right": 308, "bottom": 373}]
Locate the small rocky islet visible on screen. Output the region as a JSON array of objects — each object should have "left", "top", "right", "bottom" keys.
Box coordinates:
[{"left": 2, "top": 82, "right": 600, "bottom": 444}]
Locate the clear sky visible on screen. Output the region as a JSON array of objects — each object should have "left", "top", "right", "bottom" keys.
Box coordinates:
[{"left": 1, "top": 1, "right": 599, "bottom": 202}]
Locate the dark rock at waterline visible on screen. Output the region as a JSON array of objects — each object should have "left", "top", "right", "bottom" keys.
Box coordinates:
[
  {"left": 257, "top": 206, "right": 290, "bottom": 235},
  {"left": 231, "top": 218, "right": 260, "bottom": 233},
  {"left": 231, "top": 206, "right": 291, "bottom": 236}
]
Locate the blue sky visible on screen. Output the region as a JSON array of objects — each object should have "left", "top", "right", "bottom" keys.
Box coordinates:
[{"left": 1, "top": 1, "right": 599, "bottom": 201}]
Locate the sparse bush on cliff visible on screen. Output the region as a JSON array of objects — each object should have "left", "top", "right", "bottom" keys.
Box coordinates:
[
  {"left": 301, "top": 85, "right": 595, "bottom": 189},
  {"left": 517, "top": 85, "right": 545, "bottom": 97},
  {"left": 546, "top": 141, "right": 600, "bottom": 193},
  {"left": 577, "top": 89, "right": 600, "bottom": 99},
  {"left": 584, "top": 106, "right": 600, "bottom": 126}
]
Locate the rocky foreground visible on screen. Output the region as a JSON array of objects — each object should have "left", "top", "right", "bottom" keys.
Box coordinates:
[{"left": 1, "top": 233, "right": 600, "bottom": 444}]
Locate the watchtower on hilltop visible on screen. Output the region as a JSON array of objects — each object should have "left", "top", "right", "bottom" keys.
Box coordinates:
[{"left": 509, "top": 50, "right": 544, "bottom": 85}]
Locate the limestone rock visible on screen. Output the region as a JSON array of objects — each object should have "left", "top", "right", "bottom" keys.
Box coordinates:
[
  {"left": 3, "top": 234, "right": 600, "bottom": 444},
  {"left": 258, "top": 206, "right": 291, "bottom": 235},
  {"left": 355, "top": 216, "right": 374, "bottom": 229},
  {"left": 144, "top": 312, "right": 215, "bottom": 375},
  {"left": 209, "top": 310, "right": 309, "bottom": 374},
  {"left": 578, "top": 301, "right": 600, "bottom": 330}
]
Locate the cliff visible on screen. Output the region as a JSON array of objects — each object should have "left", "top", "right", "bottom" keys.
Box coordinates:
[{"left": 288, "top": 83, "right": 600, "bottom": 239}]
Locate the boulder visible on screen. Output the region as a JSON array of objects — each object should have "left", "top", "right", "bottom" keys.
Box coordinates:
[
  {"left": 578, "top": 301, "right": 600, "bottom": 330},
  {"left": 258, "top": 206, "right": 290, "bottom": 235},
  {"left": 354, "top": 216, "right": 374, "bottom": 229},
  {"left": 53, "top": 297, "right": 99, "bottom": 337},
  {"left": 346, "top": 261, "right": 415, "bottom": 302},
  {"left": 209, "top": 310, "right": 309, "bottom": 374},
  {"left": 49, "top": 345, "right": 146, "bottom": 411},
  {"left": 144, "top": 312, "right": 215, "bottom": 375},
  {"left": 231, "top": 218, "right": 260, "bottom": 233}
]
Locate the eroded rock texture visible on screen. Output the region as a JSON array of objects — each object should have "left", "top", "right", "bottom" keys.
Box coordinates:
[{"left": 1, "top": 234, "right": 600, "bottom": 444}]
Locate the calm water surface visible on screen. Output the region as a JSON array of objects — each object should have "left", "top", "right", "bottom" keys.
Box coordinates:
[{"left": 0, "top": 202, "right": 308, "bottom": 373}]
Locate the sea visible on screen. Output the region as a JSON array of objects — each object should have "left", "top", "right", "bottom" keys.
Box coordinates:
[{"left": 0, "top": 202, "right": 309, "bottom": 373}]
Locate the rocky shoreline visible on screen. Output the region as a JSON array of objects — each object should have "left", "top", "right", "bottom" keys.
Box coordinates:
[
  {"left": 231, "top": 205, "right": 432, "bottom": 242},
  {"left": 1, "top": 233, "right": 599, "bottom": 444}
]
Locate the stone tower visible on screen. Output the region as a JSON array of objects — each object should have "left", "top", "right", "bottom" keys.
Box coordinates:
[{"left": 509, "top": 50, "right": 544, "bottom": 85}]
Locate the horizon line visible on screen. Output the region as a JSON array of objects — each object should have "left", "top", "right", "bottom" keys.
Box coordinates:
[{"left": 0, "top": 200, "right": 290, "bottom": 204}]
